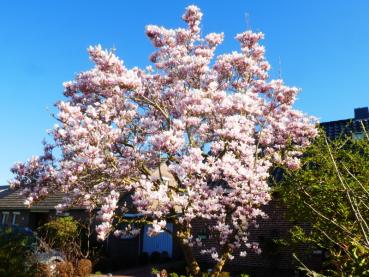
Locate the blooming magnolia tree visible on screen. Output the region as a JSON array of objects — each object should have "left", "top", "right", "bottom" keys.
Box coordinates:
[{"left": 10, "top": 6, "right": 317, "bottom": 276}]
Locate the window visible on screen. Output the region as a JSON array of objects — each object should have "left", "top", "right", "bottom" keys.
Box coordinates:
[
  {"left": 1, "top": 212, "right": 9, "bottom": 225},
  {"left": 12, "top": 212, "right": 20, "bottom": 226}
]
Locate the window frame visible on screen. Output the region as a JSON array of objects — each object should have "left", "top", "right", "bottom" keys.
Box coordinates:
[
  {"left": 12, "top": 211, "right": 20, "bottom": 226},
  {"left": 1, "top": 211, "right": 9, "bottom": 225}
]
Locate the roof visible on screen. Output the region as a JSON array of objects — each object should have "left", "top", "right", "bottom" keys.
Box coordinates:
[
  {"left": 0, "top": 189, "right": 81, "bottom": 210},
  {"left": 0, "top": 187, "right": 130, "bottom": 211}
]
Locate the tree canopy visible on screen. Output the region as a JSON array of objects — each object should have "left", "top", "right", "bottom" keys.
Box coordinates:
[{"left": 9, "top": 5, "right": 317, "bottom": 276}]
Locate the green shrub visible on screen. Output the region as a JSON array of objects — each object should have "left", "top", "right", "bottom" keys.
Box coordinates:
[
  {"left": 38, "top": 216, "right": 83, "bottom": 264},
  {"left": 277, "top": 132, "right": 369, "bottom": 275},
  {"left": 152, "top": 267, "right": 159, "bottom": 274},
  {"left": 0, "top": 226, "right": 37, "bottom": 276}
]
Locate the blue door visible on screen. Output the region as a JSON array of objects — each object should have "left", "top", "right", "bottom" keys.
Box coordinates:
[{"left": 143, "top": 223, "right": 173, "bottom": 257}]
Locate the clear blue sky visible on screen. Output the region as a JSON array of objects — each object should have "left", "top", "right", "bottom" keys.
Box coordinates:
[{"left": 1, "top": 0, "right": 369, "bottom": 184}]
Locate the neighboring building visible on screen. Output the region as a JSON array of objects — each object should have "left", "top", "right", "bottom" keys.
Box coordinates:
[
  {"left": 0, "top": 189, "right": 86, "bottom": 229},
  {"left": 321, "top": 107, "right": 369, "bottom": 139}
]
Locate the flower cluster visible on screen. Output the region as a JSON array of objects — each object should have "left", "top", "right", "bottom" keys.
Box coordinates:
[{"left": 95, "top": 190, "right": 120, "bottom": 240}]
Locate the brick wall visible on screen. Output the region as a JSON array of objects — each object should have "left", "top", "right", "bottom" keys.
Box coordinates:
[{"left": 191, "top": 199, "right": 323, "bottom": 273}]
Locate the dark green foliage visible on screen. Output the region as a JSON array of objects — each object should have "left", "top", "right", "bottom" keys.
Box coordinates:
[
  {"left": 276, "top": 130, "right": 369, "bottom": 276},
  {"left": 38, "top": 216, "right": 89, "bottom": 265},
  {"left": 0, "top": 226, "right": 37, "bottom": 277}
]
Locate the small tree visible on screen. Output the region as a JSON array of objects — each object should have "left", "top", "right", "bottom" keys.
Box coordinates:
[
  {"left": 38, "top": 216, "right": 94, "bottom": 266},
  {"left": 277, "top": 129, "right": 369, "bottom": 275},
  {"left": 9, "top": 6, "right": 317, "bottom": 276}
]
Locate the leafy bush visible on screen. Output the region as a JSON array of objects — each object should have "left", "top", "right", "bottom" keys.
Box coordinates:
[
  {"left": 0, "top": 226, "right": 37, "bottom": 276},
  {"left": 277, "top": 131, "right": 369, "bottom": 275},
  {"left": 38, "top": 216, "right": 88, "bottom": 265},
  {"left": 42, "top": 216, "right": 78, "bottom": 242}
]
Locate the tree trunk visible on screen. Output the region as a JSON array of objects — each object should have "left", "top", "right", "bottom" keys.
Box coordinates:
[
  {"left": 180, "top": 241, "right": 202, "bottom": 277},
  {"left": 211, "top": 247, "right": 231, "bottom": 277},
  {"left": 173, "top": 222, "right": 201, "bottom": 277}
]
